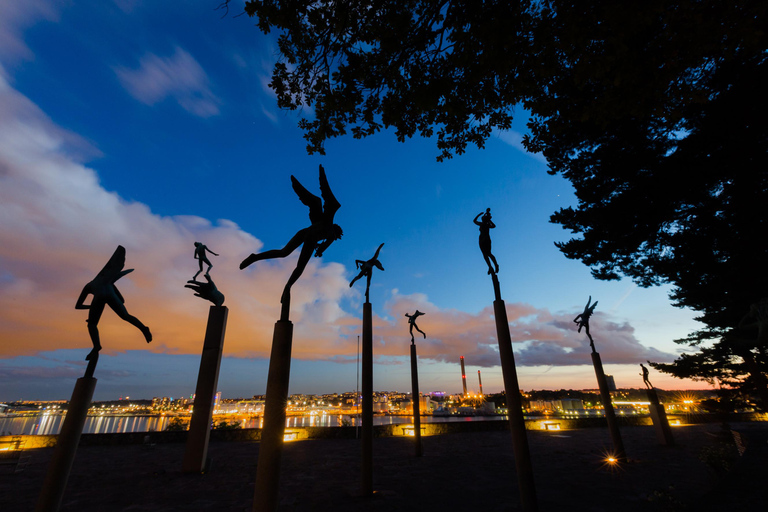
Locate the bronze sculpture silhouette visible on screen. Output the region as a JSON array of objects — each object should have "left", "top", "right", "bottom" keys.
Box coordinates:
[
  {"left": 574, "top": 296, "right": 598, "bottom": 351},
  {"left": 405, "top": 310, "right": 426, "bottom": 342},
  {"left": 240, "top": 165, "right": 342, "bottom": 307},
  {"left": 474, "top": 208, "right": 499, "bottom": 275},
  {"left": 185, "top": 274, "right": 225, "bottom": 307},
  {"left": 75, "top": 245, "right": 151, "bottom": 360},
  {"left": 193, "top": 242, "right": 218, "bottom": 280},
  {"left": 349, "top": 243, "right": 385, "bottom": 302},
  {"left": 640, "top": 363, "right": 653, "bottom": 389}
]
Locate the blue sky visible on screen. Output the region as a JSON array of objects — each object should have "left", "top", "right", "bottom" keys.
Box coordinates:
[{"left": 0, "top": 1, "right": 706, "bottom": 401}]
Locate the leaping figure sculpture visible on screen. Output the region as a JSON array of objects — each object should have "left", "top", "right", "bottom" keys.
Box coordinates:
[{"left": 240, "top": 165, "right": 342, "bottom": 315}]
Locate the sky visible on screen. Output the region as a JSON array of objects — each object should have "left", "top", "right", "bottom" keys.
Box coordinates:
[{"left": 0, "top": 1, "right": 711, "bottom": 401}]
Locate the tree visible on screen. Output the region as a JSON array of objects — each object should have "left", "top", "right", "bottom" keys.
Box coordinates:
[
  {"left": 240, "top": 1, "right": 768, "bottom": 400},
  {"left": 243, "top": 0, "right": 537, "bottom": 161}
]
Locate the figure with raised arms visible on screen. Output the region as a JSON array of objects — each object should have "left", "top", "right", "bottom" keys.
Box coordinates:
[{"left": 240, "top": 165, "right": 342, "bottom": 306}]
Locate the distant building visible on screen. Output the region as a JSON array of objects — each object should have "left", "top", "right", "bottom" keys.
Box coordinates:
[{"left": 605, "top": 375, "right": 617, "bottom": 392}]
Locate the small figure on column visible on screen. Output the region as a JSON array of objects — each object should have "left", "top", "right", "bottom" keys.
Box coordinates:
[
  {"left": 405, "top": 310, "right": 426, "bottom": 343},
  {"left": 75, "top": 245, "right": 152, "bottom": 361},
  {"left": 474, "top": 208, "right": 499, "bottom": 275},
  {"left": 640, "top": 363, "right": 653, "bottom": 389},
  {"left": 349, "top": 243, "right": 385, "bottom": 302},
  {"left": 574, "top": 296, "right": 598, "bottom": 351},
  {"left": 186, "top": 241, "right": 225, "bottom": 307},
  {"left": 193, "top": 242, "right": 218, "bottom": 280},
  {"left": 240, "top": 165, "right": 342, "bottom": 308}
]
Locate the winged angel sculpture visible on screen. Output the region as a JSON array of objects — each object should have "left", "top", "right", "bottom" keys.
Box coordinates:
[{"left": 240, "top": 165, "right": 342, "bottom": 306}]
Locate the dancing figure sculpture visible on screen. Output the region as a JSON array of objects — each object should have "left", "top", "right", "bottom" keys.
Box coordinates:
[
  {"left": 405, "top": 310, "right": 426, "bottom": 343},
  {"left": 574, "top": 296, "right": 598, "bottom": 351},
  {"left": 640, "top": 363, "right": 653, "bottom": 389},
  {"left": 474, "top": 208, "right": 499, "bottom": 275},
  {"left": 349, "top": 243, "right": 385, "bottom": 302},
  {"left": 75, "top": 245, "right": 152, "bottom": 360},
  {"left": 240, "top": 165, "right": 342, "bottom": 310},
  {"left": 193, "top": 242, "right": 218, "bottom": 280}
]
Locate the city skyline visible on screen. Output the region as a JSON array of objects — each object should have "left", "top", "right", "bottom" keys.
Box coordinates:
[{"left": 0, "top": 2, "right": 709, "bottom": 402}]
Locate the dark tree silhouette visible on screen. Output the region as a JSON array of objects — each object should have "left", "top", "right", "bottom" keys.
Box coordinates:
[{"left": 238, "top": 0, "right": 768, "bottom": 400}]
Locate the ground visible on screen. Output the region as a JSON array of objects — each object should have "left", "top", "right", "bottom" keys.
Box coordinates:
[{"left": 2, "top": 421, "right": 766, "bottom": 511}]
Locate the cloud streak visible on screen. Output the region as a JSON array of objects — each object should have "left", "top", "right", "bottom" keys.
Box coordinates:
[
  {"left": 0, "top": 1, "right": 58, "bottom": 63},
  {"left": 114, "top": 46, "right": 221, "bottom": 117}
]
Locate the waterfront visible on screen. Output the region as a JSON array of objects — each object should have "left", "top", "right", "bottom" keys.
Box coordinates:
[{"left": 0, "top": 413, "right": 509, "bottom": 436}]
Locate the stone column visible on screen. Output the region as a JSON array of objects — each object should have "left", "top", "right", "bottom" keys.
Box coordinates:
[
  {"left": 410, "top": 341, "right": 423, "bottom": 457},
  {"left": 182, "top": 305, "right": 228, "bottom": 473},
  {"left": 591, "top": 351, "right": 627, "bottom": 462},
  {"left": 494, "top": 295, "right": 538, "bottom": 512},
  {"left": 35, "top": 373, "right": 97, "bottom": 512},
  {"left": 646, "top": 387, "right": 674, "bottom": 446},
  {"left": 361, "top": 302, "right": 373, "bottom": 496},
  {"left": 253, "top": 319, "right": 294, "bottom": 512}
]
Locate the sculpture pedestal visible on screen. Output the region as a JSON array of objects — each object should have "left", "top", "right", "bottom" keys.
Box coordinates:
[
  {"left": 253, "top": 319, "right": 293, "bottom": 512},
  {"left": 493, "top": 296, "right": 538, "bottom": 512},
  {"left": 182, "top": 306, "right": 228, "bottom": 473},
  {"left": 591, "top": 351, "right": 627, "bottom": 462},
  {"left": 361, "top": 302, "right": 373, "bottom": 496},
  {"left": 410, "top": 342, "right": 423, "bottom": 457},
  {"left": 35, "top": 375, "right": 97, "bottom": 512},
  {"left": 646, "top": 388, "right": 674, "bottom": 446}
]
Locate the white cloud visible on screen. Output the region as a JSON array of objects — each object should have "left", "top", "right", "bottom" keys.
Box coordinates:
[
  {"left": 114, "top": 46, "right": 221, "bottom": 117},
  {"left": 0, "top": 71, "right": 351, "bottom": 360},
  {"left": 494, "top": 129, "right": 547, "bottom": 164},
  {"left": 0, "top": 1, "right": 58, "bottom": 63}
]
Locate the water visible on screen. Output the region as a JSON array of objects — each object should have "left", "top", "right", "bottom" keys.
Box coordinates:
[{"left": 0, "top": 413, "right": 507, "bottom": 436}]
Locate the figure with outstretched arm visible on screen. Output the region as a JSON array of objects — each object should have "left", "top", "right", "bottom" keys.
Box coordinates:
[
  {"left": 405, "top": 310, "right": 426, "bottom": 342},
  {"left": 193, "top": 242, "right": 218, "bottom": 280},
  {"left": 75, "top": 246, "right": 152, "bottom": 361},
  {"left": 240, "top": 165, "right": 342, "bottom": 307},
  {"left": 474, "top": 208, "right": 499, "bottom": 275},
  {"left": 640, "top": 363, "right": 653, "bottom": 389},
  {"left": 574, "top": 295, "right": 598, "bottom": 351},
  {"left": 349, "top": 243, "right": 385, "bottom": 302}
]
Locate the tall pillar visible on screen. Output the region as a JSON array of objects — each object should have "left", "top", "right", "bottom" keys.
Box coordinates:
[
  {"left": 591, "top": 351, "right": 627, "bottom": 462},
  {"left": 361, "top": 302, "right": 373, "bottom": 496},
  {"left": 646, "top": 387, "right": 674, "bottom": 446},
  {"left": 494, "top": 297, "right": 538, "bottom": 512},
  {"left": 253, "top": 319, "right": 293, "bottom": 512},
  {"left": 410, "top": 342, "right": 423, "bottom": 457},
  {"left": 36, "top": 374, "right": 97, "bottom": 512},
  {"left": 182, "top": 306, "right": 228, "bottom": 473}
]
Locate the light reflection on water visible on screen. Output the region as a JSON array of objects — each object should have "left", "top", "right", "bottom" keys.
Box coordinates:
[{"left": 0, "top": 413, "right": 506, "bottom": 436}]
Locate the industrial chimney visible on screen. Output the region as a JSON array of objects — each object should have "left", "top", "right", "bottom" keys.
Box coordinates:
[{"left": 460, "top": 356, "right": 468, "bottom": 395}]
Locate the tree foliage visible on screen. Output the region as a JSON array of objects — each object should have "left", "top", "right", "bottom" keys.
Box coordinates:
[
  {"left": 241, "top": 0, "right": 768, "bottom": 397},
  {"left": 245, "top": 0, "right": 538, "bottom": 161}
]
